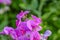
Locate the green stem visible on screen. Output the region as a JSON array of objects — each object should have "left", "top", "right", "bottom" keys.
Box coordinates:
[{"left": 38, "top": 0, "right": 47, "bottom": 17}]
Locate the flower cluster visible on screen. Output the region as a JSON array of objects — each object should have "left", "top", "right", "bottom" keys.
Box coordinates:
[{"left": 0, "top": 11, "right": 52, "bottom": 40}]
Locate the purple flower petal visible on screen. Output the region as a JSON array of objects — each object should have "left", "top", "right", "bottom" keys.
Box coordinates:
[
  {"left": 3, "top": 26, "right": 14, "bottom": 35},
  {"left": 35, "top": 26, "right": 42, "bottom": 31},
  {"left": 27, "top": 20, "right": 42, "bottom": 31},
  {"left": 10, "top": 30, "right": 17, "bottom": 39},
  {"left": 17, "top": 31, "right": 31, "bottom": 40},
  {"left": 31, "top": 15, "right": 42, "bottom": 24},
  {"left": 27, "top": 20, "right": 32, "bottom": 30},
  {"left": 40, "top": 30, "right": 52, "bottom": 40},
  {"left": 32, "top": 31, "right": 41, "bottom": 40},
  {"left": 0, "top": 31, "right": 5, "bottom": 35},
  {"left": 43, "top": 30, "right": 52, "bottom": 37},
  {"left": 16, "top": 10, "right": 29, "bottom": 20},
  {"left": 3, "top": 26, "right": 18, "bottom": 39},
  {"left": 16, "top": 20, "right": 21, "bottom": 26}
]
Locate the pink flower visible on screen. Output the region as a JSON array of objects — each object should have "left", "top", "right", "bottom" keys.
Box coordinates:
[
  {"left": 0, "top": 0, "right": 11, "bottom": 5},
  {"left": 0, "top": 10, "right": 52, "bottom": 40}
]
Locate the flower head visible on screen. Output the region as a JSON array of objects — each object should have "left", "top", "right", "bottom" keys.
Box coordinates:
[{"left": 0, "top": 10, "right": 52, "bottom": 40}]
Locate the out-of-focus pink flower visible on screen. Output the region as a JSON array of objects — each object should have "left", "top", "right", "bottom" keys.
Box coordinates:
[
  {"left": 0, "top": 0, "right": 3, "bottom": 4},
  {"left": 0, "top": 0, "right": 11, "bottom": 5}
]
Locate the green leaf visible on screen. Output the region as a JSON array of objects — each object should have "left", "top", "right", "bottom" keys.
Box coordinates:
[
  {"left": 0, "top": 16, "right": 8, "bottom": 31},
  {"left": 53, "top": 18, "right": 60, "bottom": 28},
  {"left": 30, "top": 0, "right": 38, "bottom": 9},
  {"left": 32, "top": 10, "right": 41, "bottom": 17}
]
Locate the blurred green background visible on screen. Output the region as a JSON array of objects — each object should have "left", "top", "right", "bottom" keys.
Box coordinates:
[{"left": 0, "top": 0, "right": 60, "bottom": 40}]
